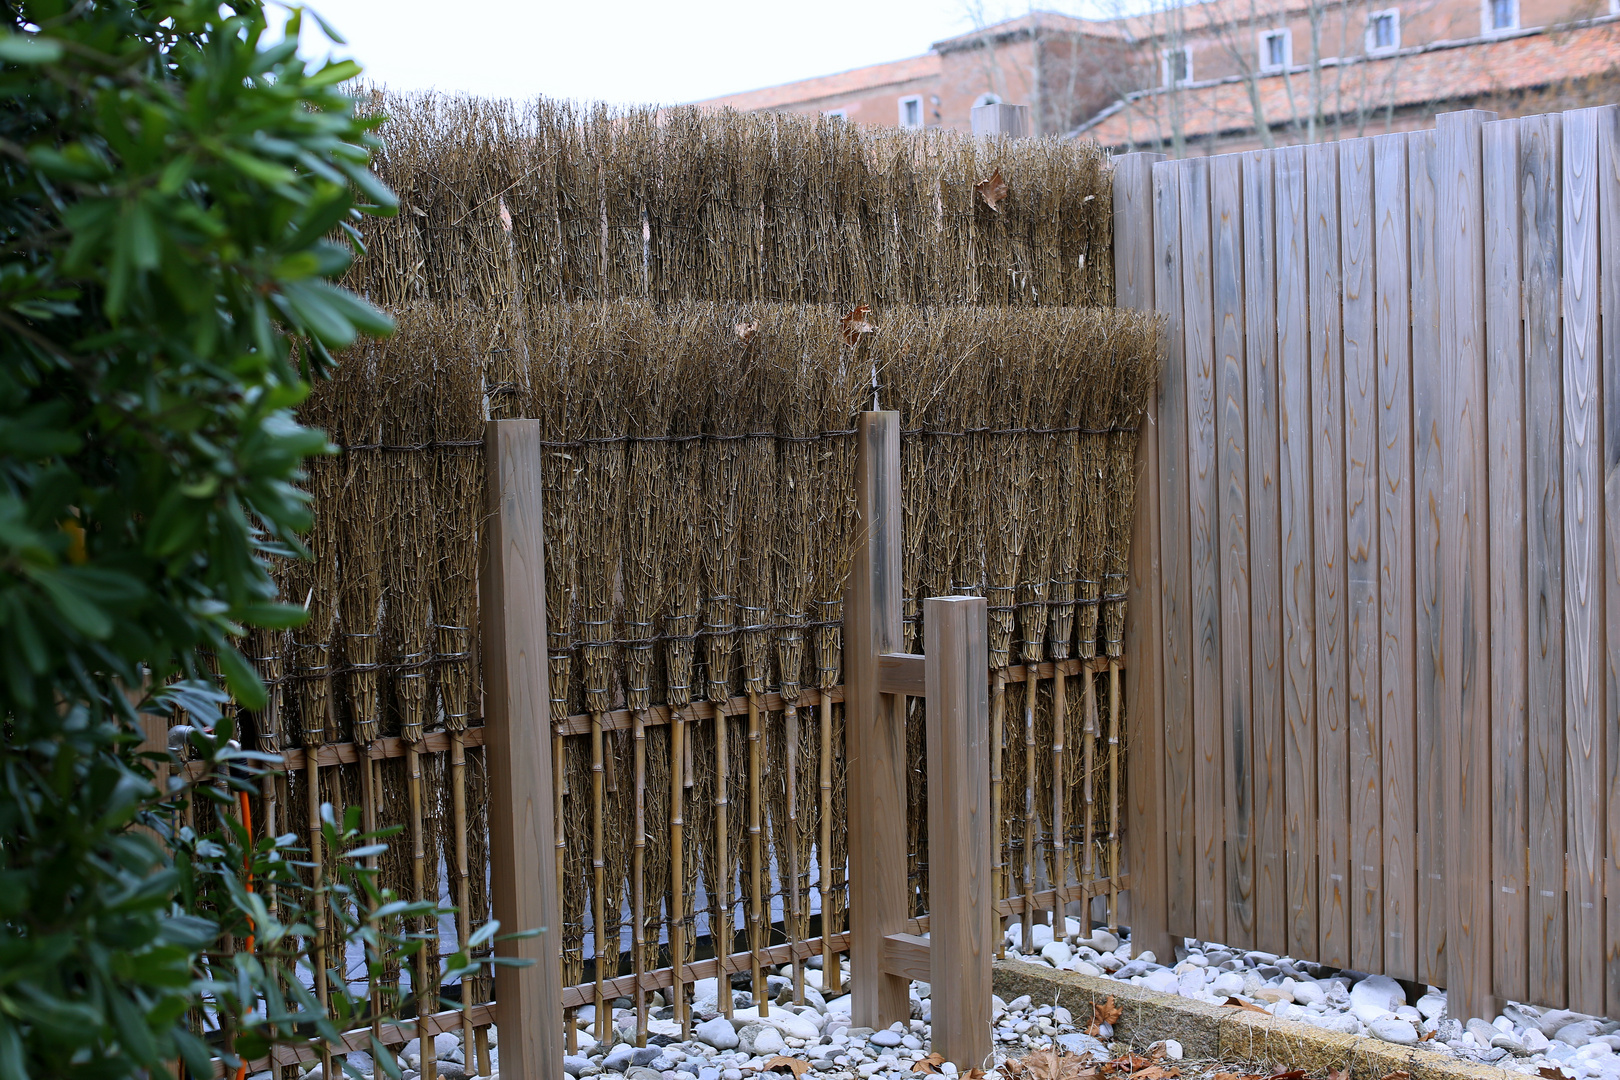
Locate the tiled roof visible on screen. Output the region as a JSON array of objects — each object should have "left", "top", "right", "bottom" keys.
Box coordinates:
[
  {"left": 1075, "top": 19, "right": 1620, "bottom": 148},
  {"left": 690, "top": 53, "right": 941, "bottom": 112},
  {"left": 929, "top": 11, "right": 1132, "bottom": 49}
]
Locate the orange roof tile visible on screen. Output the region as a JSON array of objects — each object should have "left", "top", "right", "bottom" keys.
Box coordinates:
[
  {"left": 690, "top": 53, "right": 941, "bottom": 112},
  {"left": 1076, "top": 20, "right": 1620, "bottom": 148}
]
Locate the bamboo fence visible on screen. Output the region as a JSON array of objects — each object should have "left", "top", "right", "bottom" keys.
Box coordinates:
[{"left": 213, "top": 94, "right": 1165, "bottom": 1069}]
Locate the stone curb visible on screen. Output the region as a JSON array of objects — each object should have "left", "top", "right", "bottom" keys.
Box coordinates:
[{"left": 991, "top": 962, "right": 1513, "bottom": 1080}]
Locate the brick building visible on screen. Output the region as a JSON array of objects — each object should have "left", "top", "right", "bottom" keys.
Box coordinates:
[{"left": 694, "top": 1, "right": 1620, "bottom": 154}]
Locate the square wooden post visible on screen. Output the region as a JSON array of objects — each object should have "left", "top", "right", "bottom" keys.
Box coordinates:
[
  {"left": 846, "top": 410, "right": 911, "bottom": 1029},
  {"left": 924, "top": 595, "right": 992, "bottom": 1071},
  {"left": 482, "top": 419, "right": 564, "bottom": 1078}
]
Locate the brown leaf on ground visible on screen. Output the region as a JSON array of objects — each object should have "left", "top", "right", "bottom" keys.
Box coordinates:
[
  {"left": 1419, "top": 1029, "right": 1437, "bottom": 1042},
  {"left": 1210, "top": 1072, "right": 1248, "bottom": 1080},
  {"left": 1381, "top": 1071, "right": 1411, "bottom": 1080},
  {"left": 1093, "top": 995, "right": 1123, "bottom": 1028},
  {"left": 912, "top": 1053, "right": 947, "bottom": 1074},
  {"left": 1131, "top": 1066, "right": 1179, "bottom": 1079},
  {"left": 1005, "top": 1048, "right": 1097, "bottom": 1080},
  {"left": 1539, "top": 1069, "right": 1570, "bottom": 1080},
  {"left": 1265, "top": 1071, "right": 1305, "bottom": 1080},
  {"left": 1327, "top": 1070, "right": 1349, "bottom": 1080},
  {"left": 964, "top": 1071, "right": 988, "bottom": 1080},
  {"left": 840, "top": 305, "right": 874, "bottom": 346},
  {"left": 735, "top": 321, "right": 759, "bottom": 344},
  {"left": 975, "top": 168, "right": 1009, "bottom": 211},
  {"left": 764, "top": 1057, "right": 811, "bottom": 1077},
  {"left": 1102, "top": 1054, "right": 1152, "bottom": 1075},
  {"left": 1222, "top": 996, "right": 1271, "bottom": 1014}
]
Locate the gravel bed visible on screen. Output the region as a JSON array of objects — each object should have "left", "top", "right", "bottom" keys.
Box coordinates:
[{"left": 1001, "top": 923, "right": 1620, "bottom": 1080}]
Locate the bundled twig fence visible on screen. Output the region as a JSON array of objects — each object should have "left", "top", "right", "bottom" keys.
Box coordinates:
[{"left": 200, "top": 93, "right": 1171, "bottom": 1072}]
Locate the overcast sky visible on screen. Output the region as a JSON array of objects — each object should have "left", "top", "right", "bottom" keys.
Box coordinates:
[{"left": 275, "top": 0, "right": 1052, "bottom": 106}]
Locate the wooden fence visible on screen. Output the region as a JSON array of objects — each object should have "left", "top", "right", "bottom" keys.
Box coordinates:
[{"left": 1118, "top": 105, "right": 1620, "bottom": 1023}]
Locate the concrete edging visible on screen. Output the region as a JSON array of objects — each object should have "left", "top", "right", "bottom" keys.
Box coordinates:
[{"left": 991, "top": 962, "right": 1513, "bottom": 1080}]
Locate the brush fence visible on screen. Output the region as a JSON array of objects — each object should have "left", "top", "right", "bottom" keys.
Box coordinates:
[
  {"left": 345, "top": 93, "right": 1115, "bottom": 313},
  {"left": 232, "top": 298, "right": 1160, "bottom": 1064}
]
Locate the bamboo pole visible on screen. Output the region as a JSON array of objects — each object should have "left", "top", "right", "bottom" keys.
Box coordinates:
[
  {"left": 991, "top": 670, "right": 1005, "bottom": 958},
  {"left": 632, "top": 709, "right": 648, "bottom": 1045},
  {"left": 670, "top": 709, "right": 689, "bottom": 1037},
  {"left": 451, "top": 732, "right": 474, "bottom": 1067},
  {"left": 1107, "top": 660, "right": 1122, "bottom": 929},
  {"left": 818, "top": 693, "right": 837, "bottom": 994},
  {"left": 1021, "top": 666, "right": 1037, "bottom": 953},
  {"left": 747, "top": 692, "right": 766, "bottom": 1016},
  {"left": 407, "top": 742, "right": 435, "bottom": 1080},
  {"left": 714, "top": 710, "right": 732, "bottom": 1018},
  {"left": 1083, "top": 670, "right": 1098, "bottom": 932},
  {"left": 592, "top": 712, "right": 607, "bottom": 1030},
  {"left": 559, "top": 726, "right": 577, "bottom": 1055},
  {"left": 786, "top": 705, "right": 803, "bottom": 1004},
  {"left": 1051, "top": 667, "right": 1068, "bottom": 918},
  {"left": 307, "top": 754, "right": 330, "bottom": 1079}
]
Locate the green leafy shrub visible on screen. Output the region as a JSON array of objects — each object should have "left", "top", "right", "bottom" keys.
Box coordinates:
[{"left": 0, "top": 2, "right": 494, "bottom": 1075}]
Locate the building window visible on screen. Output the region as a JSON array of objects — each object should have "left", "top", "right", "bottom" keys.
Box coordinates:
[
  {"left": 1483, "top": 0, "right": 1518, "bottom": 32},
  {"left": 973, "top": 92, "right": 1003, "bottom": 108},
  {"left": 1366, "top": 8, "right": 1400, "bottom": 52},
  {"left": 898, "top": 95, "right": 923, "bottom": 128},
  {"left": 1259, "top": 28, "right": 1292, "bottom": 70},
  {"left": 1163, "top": 46, "right": 1193, "bottom": 86}
]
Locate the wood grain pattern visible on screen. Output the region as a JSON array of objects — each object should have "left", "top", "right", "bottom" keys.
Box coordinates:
[
  {"left": 1153, "top": 158, "right": 1197, "bottom": 941},
  {"left": 1179, "top": 156, "right": 1227, "bottom": 946},
  {"left": 1519, "top": 109, "right": 1569, "bottom": 1009},
  {"left": 1482, "top": 116, "right": 1528, "bottom": 1006},
  {"left": 1339, "top": 137, "right": 1383, "bottom": 974},
  {"left": 480, "top": 418, "right": 564, "bottom": 1078},
  {"left": 1275, "top": 144, "right": 1320, "bottom": 962},
  {"left": 1307, "top": 141, "right": 1350, "bottom": 970},
  {"left": 1372, "top": 131, "right": 1417, "bottom": 982},
  {"left": 1437, "top": 108, "right": 1496, "bottom": 1024},
  {"left": 1117, "top": 150, "right": 1176, "bottom": 966},
  {"left": 1241, "top": 148, "right": 1288, "bottom": 959},
  {"left": 925, "top": 595, "right": 993, "bottom": 1070},
  {"left": 1560, "top": 106, "right": 1605, "bottom": 1018},
  {"left": 847, "top": 411, "right": 911, "bottom": 1028},
  {"left": 1596, "top": 104, "right": 1620, "bottom": 1023},
  {"left": 1212, "top": 152, "right": 1255, "bottom": 950},
  {"left": 1407, "top": 127, "right": 1449, "bottom": 987}
]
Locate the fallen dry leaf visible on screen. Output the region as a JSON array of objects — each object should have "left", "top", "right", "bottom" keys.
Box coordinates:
[
  {"left": 735, "top": 321, "right": 759, "bottom": 345},
  {"left": 841, "top": 305, "right": 875, "bottom": 346},
  {"left": 965, "top": 1071, "right": 989, "bottom": 1080},
  {"left": 1539, "top": 1069, "right": 1569, "bottom": 1080},
  {"left": 1327, "top": 1071, "right": 1349, "bottom": 1080},
  {"left": 1132, "top": 1067, "right": 1179, "bottom": 1080},
  {"left": 1210, "top": 1072, "right": 1246, "bottom": 1080},
  {"left": 1005, "top": 1048, "right": 1097, "bottom": 1080},
  {"left": 1093, "top": 994, "right": 1123, "bottom": 1028},
  {"left": 1380, "top": 1072, "right": 1411, "bottom": 1080},
  {"left": 1222, "top": 995, "right": 1271, "bottom": 1015},
  {"left": 764, "top": 1056, "right": 811, "bottom": 1077},
  {"left": 1419, "top": 1029, "right": 1437, "bottom": 1042},
  {"left": 976, "top": 168, "right": 1009, "bottom": 211},
  {"left": 1265, "top": 1072, "right": 1305, "bottom": 1080},
  {"left": 913, "top": 1053, "right": 947, "bottom": 1074}
]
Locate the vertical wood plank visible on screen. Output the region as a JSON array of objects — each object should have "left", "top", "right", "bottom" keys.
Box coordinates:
[
  {"left": 1339, "top": 136, "right": 1383, "bottom": 974},
  {"left": 1117, "top": 151, "right": 1176, "bottom": 966},
  {"left": 1179, "top": 156, "right": 1227, "bottom": 946},
  {"left": 1520, "top": 110, "right": 1568, "bottom": 1009},
  {"left": 925, "top": 595, "right": 992, "bottom": 1070},
  {"left": 1561, "top": 106, "right": 1605, "bottom": 1018},
  {"left": 847, "top": 411, "right": 910, "bottom": 1028},
  {"left": 1482, "top": 116, "right": 1529, "bottom": 1007},
  {"left": 1276, "top": 144, "right": 1320, "bottom": 962},
  {"left": 1372, "top": 131, "right": 1418, "bottom": 982},
  {"left": 1212, "top": 152, "right": 1255, "bottom": 950},
  {"left": 1596, "top": 104, "right": 1620, "bottom": 1023},
  {"left": 1307, "top": 141, "right": 1350, "bottom": 970},
  {"left": 1408, "top": 127, "right": 1449, "bottom": 987},
  {"left": 481, "top": 418, "right": 563, "bottom": 1077},
  {"left": 1241, "top": 148, "right": 1288, "bottom": 959},
  {"left": 1437, "top": 107, "right": 1497, "bottom": 1024},
  {"left": 1152, "top": 159, "right": 1197, "bottom": 943}
]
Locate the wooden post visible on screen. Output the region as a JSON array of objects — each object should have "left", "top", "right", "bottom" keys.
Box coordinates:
[
  {"left": 924, "top": 596, "right": 992, "bottom": 1072},
  {"left": 846, "top": 411, "right": 910, "bottom": 1029},
  {"left": 1114, "top": 150, "right": 1175, "bottom": 964},
  {"left": 482, "top": 418, "right": 563, "bottom": 1077}
]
